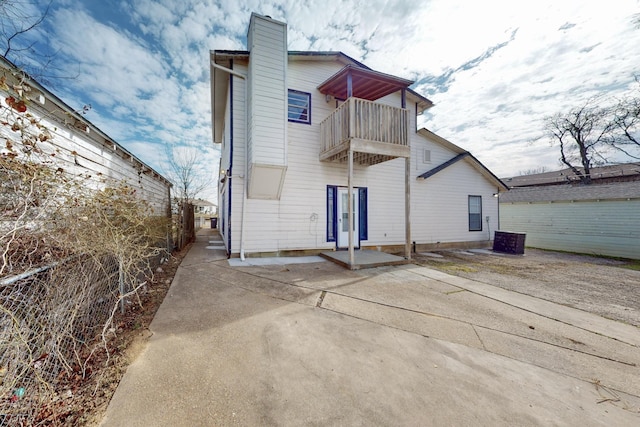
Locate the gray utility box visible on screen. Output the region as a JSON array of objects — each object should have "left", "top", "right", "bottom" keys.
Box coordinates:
[{"left": 493, "top": 231, "right": 526, "bottom": 255}]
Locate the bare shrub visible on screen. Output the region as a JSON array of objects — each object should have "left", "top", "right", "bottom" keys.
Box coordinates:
[{"left": 0, "top": 67, "right": 170, "bottom": 425}]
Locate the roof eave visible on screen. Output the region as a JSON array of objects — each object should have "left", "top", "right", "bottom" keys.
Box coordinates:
[
  {"left": 0, "top": 56, "right": 171, "bottom": 185},
  {"left": 317, "top": 64, "right": 415, "bottom": 101},
  {"left": 210, "top": 51, "right": 248, "bottom": 143}
]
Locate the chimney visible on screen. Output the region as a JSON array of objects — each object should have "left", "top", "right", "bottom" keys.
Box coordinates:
[{"left": 245, "top": 13, "right": 288, "bottom": 200}]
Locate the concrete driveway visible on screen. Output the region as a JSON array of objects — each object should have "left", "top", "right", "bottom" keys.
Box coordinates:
[{"left": 100, "top": 229, "right": 640, "bottom": 426}]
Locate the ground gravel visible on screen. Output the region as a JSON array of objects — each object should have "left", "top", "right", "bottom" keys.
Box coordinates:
[{"left": 413, "top": 248, "right": 640, "bottom": 328}]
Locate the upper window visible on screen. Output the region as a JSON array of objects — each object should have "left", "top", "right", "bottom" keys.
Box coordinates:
[
  {"left": 423, "top": 149, "right": 431, "bottom": 163},
  {"left": 288, "top": 89, "right": 311, "bottom": 124},
  {"left": 468, "top": 195, "right": 482, "bottom": 231}
]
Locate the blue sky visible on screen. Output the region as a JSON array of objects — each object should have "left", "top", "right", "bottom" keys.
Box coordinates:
[{"left": 7, "top": 0, "right": 640, "bottom": 202}]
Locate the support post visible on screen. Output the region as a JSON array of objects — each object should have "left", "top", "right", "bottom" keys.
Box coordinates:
[
  {"left": 348, "top": 98, "right": 355, "bottom": 140},
  {"left": 119, "top": 259, "right": 125, "bottom": 315},
  {"left": 348, "top": 148, "right": 355, "bottom": 268},
  {"left": 405, "top": 157, "right": 411, "bottom": 260}
]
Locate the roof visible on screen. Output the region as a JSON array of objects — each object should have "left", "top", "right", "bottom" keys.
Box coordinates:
[
  {"left": 417, "top": 152, "right": 470, "bottom": 179},
  {"left": 210, "top": 50, "right": 434, "bottom": 143},
  {"left": 317, "top": 64, "right": 415, "bottom": 102},
  {"left": 0, "top": 56, "right": 171, "bottom": 186},
  {"left": 500, "top": 181, "right": 640, "bottom": 203},
  {"left": 416, "top": 129, "right": 509, "bottom": 191},
  {"left": 502, "top": 163, "right": 640, "bottom": 187},
  {"left": 212, "top": 50, "right": 433, "bottom": 111}
]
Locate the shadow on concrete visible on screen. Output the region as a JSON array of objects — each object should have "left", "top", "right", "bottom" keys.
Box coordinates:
[{"left": 100, "top": 229, "right": 640, "bottom": 426}]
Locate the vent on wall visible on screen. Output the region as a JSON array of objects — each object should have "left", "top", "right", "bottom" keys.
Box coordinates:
[{"left": 423, "top": 149, "right": 431, "bottom": 163}]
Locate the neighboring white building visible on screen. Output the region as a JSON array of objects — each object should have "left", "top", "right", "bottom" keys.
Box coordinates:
[
  {"left": 192, "top": 199, "right": 217, "bottom": 215},
  {"left": 500, "top": 168, "right": 640, "bottom": 260},
  {"left": 0, "top": 56, "right": 172, "bottom": 216},
  {"left": 210, "top": 13, "right": 507, "bottom": 264}
]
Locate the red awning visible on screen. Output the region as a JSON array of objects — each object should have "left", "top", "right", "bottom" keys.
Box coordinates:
[{"left": 317, "top": 64, "right": 414, "bottom": 101}]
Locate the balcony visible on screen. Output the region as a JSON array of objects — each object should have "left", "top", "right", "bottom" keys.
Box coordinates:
[{"left": 319, "top": 97, "right": 410, "bottom": 166}]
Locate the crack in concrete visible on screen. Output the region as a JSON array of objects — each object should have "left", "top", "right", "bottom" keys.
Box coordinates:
[
  {"left": 472, "top": 325, "right": 487, "bottom": 351},
  {"left": 316, "top": 291, "right": 327, "bottom": 308},
  {"left": 211, "top": 262, "right": 638, "bottom": 368}
]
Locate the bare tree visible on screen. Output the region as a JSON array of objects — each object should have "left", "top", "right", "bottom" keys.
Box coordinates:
[
  {"left": 1, "top": 0, "right": 50, "bottom": 57},
  {"left": 0, "top": 0, "right": 70, "bottom": 85},
  {"left": 165, "top": 146, "right": 212, "bottom": 202},
  {"left": 607, "top": 79, "right": 640, "bottom": 159},
  {"left": 544, "top": 98, "right": 615, "bottom": 184},
  {"left": 164, "top": 146, "right": 212, "bottom": 248}
]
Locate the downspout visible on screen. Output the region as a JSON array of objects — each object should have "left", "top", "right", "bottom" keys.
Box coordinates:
[
  {"left": 211, "top": 60, "right": 248, "bottom": 260},
  {"left": 227, "top": 72, "right": 233, "bottom": 255}
]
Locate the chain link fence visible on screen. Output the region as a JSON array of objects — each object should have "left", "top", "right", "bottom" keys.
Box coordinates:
[
  {"left": 1, "top": 59, "right": 175, "bottom": 424},
  {"left": 0, "top": 250, "right": 164, "bottom": 425}
]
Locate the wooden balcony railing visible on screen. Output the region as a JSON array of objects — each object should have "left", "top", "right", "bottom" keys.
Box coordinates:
[{"left": 320, "top": 97, "right": 410, "bottom": 164}]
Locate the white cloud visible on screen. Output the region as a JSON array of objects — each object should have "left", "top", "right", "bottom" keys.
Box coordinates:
[
  {"left": 32, "top": 0, "right": 640, "bottom": 184},
  {"left": 42, "top": 4, "right": 217, "bottom": 174},
  {"left": 416, "top": 0, "right": 640, "bottom": 176}
]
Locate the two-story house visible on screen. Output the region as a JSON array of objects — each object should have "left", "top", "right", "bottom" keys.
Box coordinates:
[{"left": 210, "top": 13, "right": 507, "bottom": 268}]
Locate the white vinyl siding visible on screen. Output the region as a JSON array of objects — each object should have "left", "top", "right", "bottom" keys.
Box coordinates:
[
  {"left": 411, "top": 153, "right": 499, "bottom": 245},
  {"left": 224, "top": 56, "right": 502, "bottom": 254},
  {"left": 0, "top": 88, "right": 170, "bottom": 215},
  {"left": 233, "top": 59, "right": 409, "bottom": 253},
  {"left": 501, "top": 200, "right": 640, "bottom": 260},
  {"left": 247, "top": 15, "right": 287, "bottom": 168}
]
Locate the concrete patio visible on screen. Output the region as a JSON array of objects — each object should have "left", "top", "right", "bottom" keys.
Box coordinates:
[{"left": 100, "top": 228, "right": 640, "bottom": 426}]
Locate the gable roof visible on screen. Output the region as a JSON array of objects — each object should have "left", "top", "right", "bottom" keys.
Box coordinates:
[
  {"left": 416, "top": 129, "right": 509, "bottom": 191},
  {"left": 417, "top": 152, "right": 470, "bottom": 179},
  {"left": 500, "top": 181, "right": 640, "bottom": 203}
]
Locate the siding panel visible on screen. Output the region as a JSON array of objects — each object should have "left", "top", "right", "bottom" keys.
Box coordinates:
[
  {"left": 501, "top": 201, "right": 640, "bottom": 259},
  {"left": 411, "top": 132, "right": 500, "bottom": 245},
  {"left": 0, "top": 89, "right": 171, "bottom": 216}
]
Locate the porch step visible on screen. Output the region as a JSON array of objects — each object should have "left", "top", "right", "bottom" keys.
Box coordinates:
[{"left": 320, "top": 250, "right": 409, "bottom": 270}]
